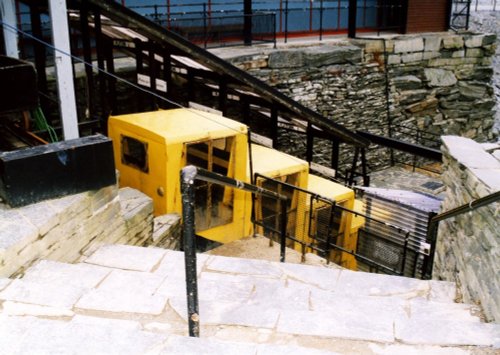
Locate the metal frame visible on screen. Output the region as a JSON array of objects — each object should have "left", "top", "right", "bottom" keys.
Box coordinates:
[
  {"left": 180, "top": 165, "right": 288, "bottom": 337},
  {"left": 424, "top": 190, "right": 500, "bottom": 279}
]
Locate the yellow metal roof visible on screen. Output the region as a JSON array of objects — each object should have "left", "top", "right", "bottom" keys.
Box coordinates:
[
  {"left": 251, "top": 144, "right": 308, "bottom": 178},
  {"left": 109, "top": 108, "right": 247, "bottom": 144},
  {"left": 307, "top": 174, "right": 354, "bottom": 203}
]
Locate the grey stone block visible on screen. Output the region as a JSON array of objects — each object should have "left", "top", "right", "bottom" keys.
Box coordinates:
[
  {"left": 170, "top": 298, "right": 280, "bottom": 328},
  {"left": 84, "top": 244, "right": 167, "bottom": 272},
  {"left": 0, "top": 314, "right": 168, "bottom": 354},
  {"left": 424, "top": 36, "right": 442, "bottom": 52},
  {"left": 335, "top": 270, "right": 429, "bottom": 298},
  {"left": 277, "top": 308, "right": 395, "bottom": 342},
  {"left": 278, "top": 262, "right": 341, "bottom": 290},
  {"left": 428, "top": 280, "right": 457, "bottom": 303},
  {"left": 395, "top": 318, "right": 500, "bottom": 346},
  {"left": 303, "top": 45, "right": 362, "bottom": 66},
  {"left": 268, "top": 50, "right": 304, "bottom": 69},
  {"left": 206, "top": 255, "right": 283, "bottom": 278},
  {"left": 392, "top": 76, "right": 422, "bottom": 90},
  {"left": 424, "top": 69, "right": 457, "bottom": 87},
  {"left": 394, "top": 38, "right": 424, "bottom": 53},
  {"left": 0, "top": 278, "right": 89, "bottom": 309}
]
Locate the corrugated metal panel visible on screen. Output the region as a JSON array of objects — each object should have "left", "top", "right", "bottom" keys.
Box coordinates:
[{"left": 356, "top": 187, "right": 442, "bottom": 278}]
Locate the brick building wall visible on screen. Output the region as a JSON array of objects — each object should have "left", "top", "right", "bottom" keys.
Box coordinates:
[{"left": 406, "top": 0, "right": 450, "bottom": 33}]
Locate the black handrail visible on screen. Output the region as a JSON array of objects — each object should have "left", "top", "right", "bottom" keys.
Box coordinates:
[
  {"left": 180, "top": 165, "right": 289, "bottom": 337},
  {"left": 424, "top": 190, "right": 500, "bottom": 279}
]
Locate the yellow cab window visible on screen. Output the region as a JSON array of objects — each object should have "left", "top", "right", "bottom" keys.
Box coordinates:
[
  {"left": 121, "top": 135, "right": 149, "bottom": 173},
  {"left": 185, "top": 137, "right": 235, "bottom": 231}
]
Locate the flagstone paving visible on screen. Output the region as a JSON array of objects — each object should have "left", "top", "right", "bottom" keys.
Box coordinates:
[{"left": 0, "top": 244, "right": 498, "bottom": 354}]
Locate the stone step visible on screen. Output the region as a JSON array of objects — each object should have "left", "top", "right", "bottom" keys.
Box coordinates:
[
  {"left": 0, "top": 244, "right": 498, "bottom": 353},
  {"left": 0, "top": 315, "right": 341, "bottom": 355}
]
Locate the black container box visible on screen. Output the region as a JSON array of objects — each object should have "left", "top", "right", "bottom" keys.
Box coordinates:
[{"left": 0, "top": 135, "right": 116, "bottom": 207}]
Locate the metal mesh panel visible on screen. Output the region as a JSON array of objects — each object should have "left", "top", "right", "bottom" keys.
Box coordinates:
[
  {"left": 357, "top": 190, "right": 436, "bottom": 277},
  {"left": 164, "top": 13, "right": 276, "bottom": 47}
]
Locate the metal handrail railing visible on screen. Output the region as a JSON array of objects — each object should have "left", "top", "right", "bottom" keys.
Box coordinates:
[
  {"left": 180, "top": 165, "right": 288, "bottom": 337},
  {"left": 423, "top": 190, "right": 500, "bottom": 279}
]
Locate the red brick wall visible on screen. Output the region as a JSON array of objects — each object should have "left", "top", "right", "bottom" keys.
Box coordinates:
[{"left": 406, "top": 0, "right": 449, "bottom": 33}]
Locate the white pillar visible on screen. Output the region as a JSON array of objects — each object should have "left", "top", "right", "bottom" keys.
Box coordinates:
[
  {"left": 49, "top": 0, "right": 79, "bottom": 140},
  {"left": 0, "top": 0, "right": 19, "bottom": 58}
]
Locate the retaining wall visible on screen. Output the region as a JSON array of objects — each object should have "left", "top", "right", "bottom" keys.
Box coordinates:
[{"left": 433, "top": 136, "right": 500, "bottom": 322}]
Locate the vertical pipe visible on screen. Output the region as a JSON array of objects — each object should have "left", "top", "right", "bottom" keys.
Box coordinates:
[
  {"left": 270, "top": 104, "right": 278, "bottom": 148},
  {"left": 148, "top": 41, "right": 156, "bottom": 99},
  {"left": 325, "top": 203, "right": 337, "bottom": 264},
  {"left": 48, "top": 0, "right": 79, "bottom": 140},
  {"left": 203, "top": 3, "right": 207, "bottom": 49},
  {"left": 163, "top": 45, "right": 172, "bottom": 103},
  {"left": 94, "top": 8, "right": 108, "bottom": 118},
  {"left": 15, "top": 0, "right": 23, "bottom": 58},
  {"left": 284, "top": 0, "right": 289, "bottom": 43},
  {"left": 80, "top": 3, "right": 94, "bottom": 119},
  {"left": 218, "top": 77, "right": 227, "bottom": 115},
  {"left": 279, "top": 0, "right": 283, "bottom": 33},
  {"left": 180, "top": 166, "right": 200, "bottom": 338},
  {"left": 319, "top": 0, "right": 323, "bottom": 40},
  {"left": 331, "top": 139, "right": 340, "bottom": 172},
  {"left": 400, "top": 0, "right": 408, "bottom": 34},
  {"left": 309, "top": 0, "right": 313, "bottom": 32},
  {"left": 306, "top": 122, "right": 314, "bottom": 163},
  {"left": 167, "top": 0, "right": 171, "bottom": 29},
  {"left": 279, "top": 199, "right": 287, "bottom": 262},
  {"left": 465, "top": 0, "right": 471, "bottom": 30},
  {"left": 360, "top": 148, "right": 369, "bottom": 186},
  {"left": 1, "top": 0, "right": 19, "bottom": 58},
  {"left": 273, "top": 13, "right": 277, "bottom": 48},
  {"left": 337, "top": 0, "right": 341, "bottom": 31},
  {"left": 348, "top": 147, "right": 360, "bottom": 185},
  {"left": 30, "top": 4, "right": 48, "bottom": 112},
  {"left": 244, "top": 0, "right": 252, "bottom": 46},
  {"left": 106, "top": 38, "right": 116, "bottom": 116},
  {"left": 400, "top": 231, "right": 410, "bottom": 276},
  {"left": 348, "top": 0, "right": 357, "bottom": 38}
]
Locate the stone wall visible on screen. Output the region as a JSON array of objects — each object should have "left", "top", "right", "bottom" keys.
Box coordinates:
[
  {"left": 0, "top": 183, "right": 155, "bottom": 278},
  {"left": 433, "top": 136, "right": 500, "bottom": 322},
  {"left": 215, "top": 32, "right": 497, "bottom": 170}
]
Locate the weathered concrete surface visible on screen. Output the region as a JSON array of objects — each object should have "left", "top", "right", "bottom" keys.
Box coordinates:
[{"left": 0, "top": 245, "right": 498, "bottom": 354}]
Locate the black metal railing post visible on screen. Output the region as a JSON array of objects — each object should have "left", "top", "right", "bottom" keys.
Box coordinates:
[
  {"left": 465, "top": 0, "right": 471, "bottom": 30},
  {"left": 203, "top": 3, "right": 208, "bottom": 49},
  {"left": 280, "top": 199, "right": 287, "bottom": 262},
  {"left": 272, "top": 13, "right": 277, "bottom": 48},
  {"left": 284, "top": 0, "right": 289, "bottom": 43},
  {"left": 244, "top": 0, "right": 252, "bottom": 46},
  {"left": 348, "top": 0, "right": 357, "bottom": 38},
  {"left": 180, "top": 166, "right": 200, "bottom": 338},
  {"left": 319, "top": 0, "right": 324, "bottom": 41}
]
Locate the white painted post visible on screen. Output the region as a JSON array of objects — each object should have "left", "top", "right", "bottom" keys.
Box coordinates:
[
  {"left": 0, "top": 0, "right": 19, "bottom": 58},
  {"left": 48, "top": 0, "right": 79, "bottom": 140}
]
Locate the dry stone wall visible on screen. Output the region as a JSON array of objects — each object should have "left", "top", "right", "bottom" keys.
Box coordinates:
[
  {"left": 217, "top": 32, "right": 497, "bottom": 169},
  {"left": 433, "top": 136, "right": 500, "bottom": 323},
  {"left": 0, "top": 183, "right": 155, "bottom": 278}
]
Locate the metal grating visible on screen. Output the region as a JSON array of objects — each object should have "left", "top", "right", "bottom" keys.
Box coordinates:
[{"left": 356, "top": 187, "right": 442, "bottom": 278}]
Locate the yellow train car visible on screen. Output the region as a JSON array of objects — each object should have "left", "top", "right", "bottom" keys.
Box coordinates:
[
  {"left": 304, "top": 174, "right": 360, "bottom": 269},
  {"left": 108, "top": 108, "right": 252, "bottom": 243},
  {"left": 250, "top": 144, "right": 309, "bottom": 247},
  {"left": 108, "top": 108, "right": 363, "bottom": 268}
]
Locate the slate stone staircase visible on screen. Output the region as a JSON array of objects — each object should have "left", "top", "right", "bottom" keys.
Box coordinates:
[{"left": 0, "top": 244, "right": 498, "bottom": 354}]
